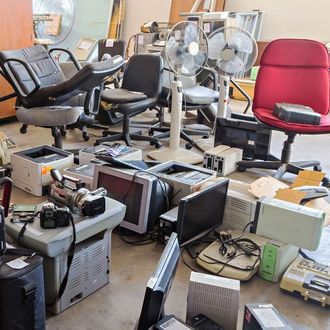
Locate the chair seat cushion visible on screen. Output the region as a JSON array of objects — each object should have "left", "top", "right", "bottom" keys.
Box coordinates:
[
  {"left": 101, "top": 88, "right": 147, "bottom": 104},
  {"left": 183, "top": 86, "right": 219, "bottom": 105},
  {"left": 254, "top": 107, "right": 330, "bottom": 134},
  {"left": 16, "top": 106, "right": 83, "bottom": 127},
  {"left": 115, "top": 98, "right": 158, "bottom": 116}
]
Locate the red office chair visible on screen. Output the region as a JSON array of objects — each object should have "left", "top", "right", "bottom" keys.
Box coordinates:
[{"left": 237, "top": 39, "right": 330, "bottom": 182}]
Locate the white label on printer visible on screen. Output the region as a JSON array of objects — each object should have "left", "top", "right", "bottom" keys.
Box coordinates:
[
  {"left": 160, "top": 317, "right": 190, "bottom": 329},
  {"left": 248, "top": 140, "right": 255, "bottom": 145},
  {"left": 7, "top": 257, "right": 29, "bottom": 270},
  {"left": 253, "top": 308, "right": 285, "bottom": 328}
]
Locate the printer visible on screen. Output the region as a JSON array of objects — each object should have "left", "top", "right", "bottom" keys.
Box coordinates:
[{"left": 11, "top": 146, "right": 74, "bottom": 196}]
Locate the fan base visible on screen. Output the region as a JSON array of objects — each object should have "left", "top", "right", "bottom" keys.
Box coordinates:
[{"left": 148, "top": 147, "right": 203, "bottom": 165}]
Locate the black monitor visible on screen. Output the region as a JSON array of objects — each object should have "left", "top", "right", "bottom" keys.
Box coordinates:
[
  {"left": 137, "top": 233, "right": 180, "bottom": 330},
  {"left": 177, "top": 179, "right": 229, "bottom": 246}
]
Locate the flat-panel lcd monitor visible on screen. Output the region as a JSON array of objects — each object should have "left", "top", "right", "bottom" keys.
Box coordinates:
[{"left": 177, "top": 179, "right": 229, "bottom": 246}]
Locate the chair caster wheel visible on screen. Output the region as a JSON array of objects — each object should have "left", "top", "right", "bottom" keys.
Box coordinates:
[
  {"left": 313, "top": 165, "right": 322, "bottom": 172},
  {"left": 102, "top": 131, "right": 108, "bottom": 137},
  {"left": 185, "top": 143, "right": 193, "bottom": 150},
  {"left": 60, "top": 128, "right": 66, "bottom": 137},
  {"left": 83, "top": 132, "right": 89, "bottom": 141},
  {"left": 237, "top": 166, "right": 247, "bottom": 173},
  {"left": 202, "top": 135, "right": 209, "bottom": 139},
  {"left": 155, "top": 141, "right": 162, "bottom": 149},
  {"left": 322, "top": 177, "right": 330, "bottom": 188},
  {"left": 20, "top": 127, "right": 27, "bottom": 134},
  {"left": 148, "top": 130, "right": 154, "bottom": 136}
]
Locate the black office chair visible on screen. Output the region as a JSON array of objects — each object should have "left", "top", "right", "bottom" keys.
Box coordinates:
[
  {"left": 0, "top": 45, "right": 124, "bottom": 148},
  {"left": 95, "top": 54, "right": 163, "bottom": 147}
]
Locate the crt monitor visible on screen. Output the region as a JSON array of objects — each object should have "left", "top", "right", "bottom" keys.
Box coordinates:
[
  {"left": 177, "top": 179, "right": 229, "bottom": 246},
  {"left": 137, "top": 233, "right": 180, "bottom": 330},
  {"left": 92, "top": 165, "right": 170, "bottom": 234}
]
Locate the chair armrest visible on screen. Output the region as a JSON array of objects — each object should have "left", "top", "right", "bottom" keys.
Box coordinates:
[
  {"left": 3, "top": 58, "right": 41, "bottom": 98},
  {"left": 49, "top": 47, "right": 82, "bottom": 71}
]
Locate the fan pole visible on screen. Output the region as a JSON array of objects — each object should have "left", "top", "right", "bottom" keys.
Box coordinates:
[
  {"left": 217, "top": 75, "right": 230, "bottom": 118},
  {"left": 147, "top": 78, "right": 203, "bottom": 165},
  {"left": 169, "top": 79, "right": 182, "bottom": 150}
]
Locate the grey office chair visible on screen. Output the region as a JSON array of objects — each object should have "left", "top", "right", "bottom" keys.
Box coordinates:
[
  {"left": 0, "top": 45, "right": 124, "bottom": 148},
  {"left": 95, "top": 54, "right": 163, "bottom": 147},
  {"left": 150, "top": 64, "right": 219, "bottom": 149}
]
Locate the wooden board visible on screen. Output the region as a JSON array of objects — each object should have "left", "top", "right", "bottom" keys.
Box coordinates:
[
  {"left": 256, "top": 41, "right": 270, "bottom": 66},
  {"left": 169, "top": 0, "right": 226, "bottom": 24},
  {"left": 0, "top": 0, "right": 34, "bottom": 119}
]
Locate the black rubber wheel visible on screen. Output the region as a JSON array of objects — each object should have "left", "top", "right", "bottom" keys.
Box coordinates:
[
  {"left": 155, "top": 141, "right": 162, "bottom": 149},
  {"left": 60, "top": 128, "right": 67, "bottom": 137},
  {"left": 83, "top": 132, "right": 89, "bottom": 141},
  {"left": 102, "top": 131, "right": 108, "bottom": 137},
  {"left": 185, "top": 143, "right": 193, "bottom": 150},
  {"left": 20, "top": 127, "right": 27, "bottom": 134},
  {"left": 148, "top": 129, "right": 154, "bottom": 136},
  {"left": 237, "top": 166, "right": 247, "bottom": 173},
  {"left": 322, "top": 177, "right": 330, "bottom": 188},
  {"left": 202, "top": 135, "right": 209, "bottom": 139},
  {"left": 313, "top": 165, "right": 322, "bottom": 172},
  {"left": 149, "top": 141, "right": 155, "bottom": 146}
]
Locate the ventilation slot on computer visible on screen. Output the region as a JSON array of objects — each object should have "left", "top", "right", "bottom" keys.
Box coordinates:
[
  {"left": 67, "top": 276, "right": 81, "bottom": 290},
  {"left": 89, "top": 244, "right": 104, "bottom": 259},
  {"left": 228, "top": 197, "right": 250, "bottom": 213},
  {"left": 90, "top": 264, "right": 103, "bottom": 277},
  {"left": 70, "top": 257, "right": 82, "bottom": 270}
]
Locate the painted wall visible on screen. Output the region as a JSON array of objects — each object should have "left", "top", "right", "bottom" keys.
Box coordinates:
[
  {"left": 225, "top": 0, "right": 330, "bottom": 42},
  {"left": 122, "top": 0, "right": 172, "bottom": 42}
]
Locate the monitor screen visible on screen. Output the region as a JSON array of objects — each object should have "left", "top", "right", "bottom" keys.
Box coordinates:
[
  {"left": 97, "top": 172, "right": 143, "bottom": 226},
  {"left": 177, "top": 180, "right": 229, "bottom": 246},
  {"left": 137, "top": 233, "right": 180, "bottom": 330}
]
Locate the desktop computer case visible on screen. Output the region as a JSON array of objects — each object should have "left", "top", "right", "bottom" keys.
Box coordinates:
[
  {"left": 44, "top": 231, "right": 109, "bottom": 314},
  {"left": 222, "top": 180, "right": 257, "bottom": 231},
  {"left": 186, "top": 272, "right": 240, "bottom": 330}
]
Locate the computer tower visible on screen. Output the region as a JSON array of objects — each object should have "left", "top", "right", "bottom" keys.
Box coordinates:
[
  {"left": 186, "top": 272, "right": 240, "bottom": 330},
  {"left": 222, "top": 180, "right": 257, "bottom": 231}
]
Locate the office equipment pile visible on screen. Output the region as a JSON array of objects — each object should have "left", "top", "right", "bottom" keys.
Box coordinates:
[{"left": 0, "top": 5, "right": 329, "bottom": 330}]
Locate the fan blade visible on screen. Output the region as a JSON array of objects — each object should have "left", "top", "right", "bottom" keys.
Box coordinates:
[
  {"left": 166, "top": 37, "right": 185, "bottom": 66},
  {"left": 184, "top": 24, "right": 199, "bottom": 45},
  {"left": 219, "top": 55, "right": 245, "bottom": 75},
  {"left": 227, "top": 31, "right": 253, "bottom": 54},
  {"left": 208, "top": 32, "right": 226, "bottom": 60},
  {"left": 181, "top": 54, "right": 197, "bottom": 75}
]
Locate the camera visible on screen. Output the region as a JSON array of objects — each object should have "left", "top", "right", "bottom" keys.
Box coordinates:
[
  {"left": 40, "top": 202, "right": 71, "bottom": 229},
  {"left": 48, "top": 169, "right": 106, "bottom": 217}
]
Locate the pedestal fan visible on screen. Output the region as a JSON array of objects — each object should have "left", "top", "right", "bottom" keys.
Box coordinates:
[
  {"left": 208, "top": 26, "right": 258, "bottom": 118},
  {"left": 148, "top": 21, "right": 208, "bottom": 164}
]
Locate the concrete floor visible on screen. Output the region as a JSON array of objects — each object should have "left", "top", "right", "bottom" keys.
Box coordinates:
[{"left": 1, "top": 105, "right": 330, "bottom": 330}]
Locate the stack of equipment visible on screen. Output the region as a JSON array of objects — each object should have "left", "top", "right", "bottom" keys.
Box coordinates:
[{"left": 203, "top": 145, "right": 243, "bottom": 176}]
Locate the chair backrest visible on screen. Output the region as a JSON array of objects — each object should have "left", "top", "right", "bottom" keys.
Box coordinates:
[
  {"left": 253, "top": 39, "right": 330, "bottom": 115},
  {"left": 0, "top": 45, "right": 65, "bottom": 97},
  {"left": 98, "top": 39, "right": 126, "bottom": 61},
  {"left": 121, "top": 54, "right": 163, "bottom": 98}
]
